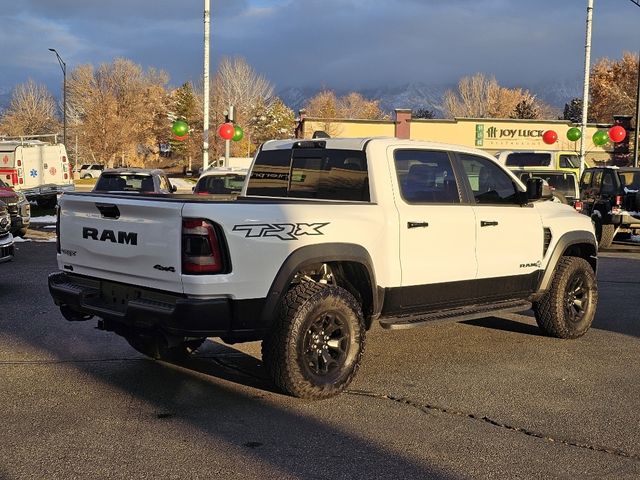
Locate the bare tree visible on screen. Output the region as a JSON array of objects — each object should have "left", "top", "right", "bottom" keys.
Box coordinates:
[
  {"left": 444, "top": 73, "right": 545, "bottom": 119},
  {"left": 590, "top": 52, "right": 638, "bottom": 123},
  {"left": 212, "top": 56, "right": 274, "bottom": 157},
  {"left": 67, "top": 58, "right": 169, "bottom": 167},
  {"left": 338, "top": 92, "right": 387, "bottom": 120},
  {"left": 302, "top": 90, "right": 387, "bottom": 136},
  {"left": 0, "top": 79, "right": 59, "bottom": 136}
]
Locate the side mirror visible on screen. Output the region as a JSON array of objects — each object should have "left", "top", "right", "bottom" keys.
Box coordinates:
[
  {"left": 526, "top": 177, "right": 553, "bottom": 201},
  {"left": 171, "top": 184, "right": 177, "bottom": 193}
]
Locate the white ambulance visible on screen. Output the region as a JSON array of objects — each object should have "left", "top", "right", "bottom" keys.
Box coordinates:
[{"left": 0, "top": 135, "right": 75, "bottom": 207}]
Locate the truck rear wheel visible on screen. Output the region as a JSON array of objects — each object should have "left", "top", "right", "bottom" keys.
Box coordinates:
[
  {"left": 262, "top": 282, "right": 365, "bottom": 399},
  {"left": 533, "top": 257, "right": 597, "bottom": 339}
]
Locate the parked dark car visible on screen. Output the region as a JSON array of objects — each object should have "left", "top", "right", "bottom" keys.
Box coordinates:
[
  {"left": 93, "top": 168, "right": 177, "bottom": 194},
  {"left": 0, "top": 178, "right": 31, "bottom": 237},
  {"left": 579, "top": 166, "right": 640, "bottom": 248},
  {"left": 0, "top": 200, "right": 14, "bottom": 263}
]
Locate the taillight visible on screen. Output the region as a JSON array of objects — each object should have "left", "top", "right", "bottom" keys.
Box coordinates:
[
  {"left": 16, "top": 159, "right": 22, "bottom": 167},
  {"left": 573, "top": 200, "right": 583, "bottom": 212},
  {"left": 56, "top": 205, "right": 61, "bottom": 254},
  {"left": 182, "top": 218, "right": 224, "bottom": 274},
  {"left": 614, "top": 195, "right": 622, "bottom": 206},
  {"left": 62, "top": 156, "right": 67, "bottom": 163}
]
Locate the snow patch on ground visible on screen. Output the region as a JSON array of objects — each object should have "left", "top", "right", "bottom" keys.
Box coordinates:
[{"left": 29, "top": 215, "right": 57, "bottom": 223}]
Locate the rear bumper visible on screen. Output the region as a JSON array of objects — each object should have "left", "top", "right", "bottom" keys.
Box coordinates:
[
  {"left": 0, "top": 233, "right": 15, "bottom": 263},
  {"left": 611, "top": 211, "right": 640, "bottom": 227},
  {"left": 48, "top": 272, "right": 266, "bottom": 339},
  {"left": 22, "top": 184, "right": 74, "bottom": 199}
]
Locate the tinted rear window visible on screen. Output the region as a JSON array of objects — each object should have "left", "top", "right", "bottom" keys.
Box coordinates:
[
  {"left": 505, "top": 153, "right": 552, "bottom": 167},
  {"left": 246, "top": 148, "right": 369, "bottom": 201}
]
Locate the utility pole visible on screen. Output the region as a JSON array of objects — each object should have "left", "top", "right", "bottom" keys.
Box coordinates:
[
  {"left": 203, "top": 0, "right": 211, "bottom": 171},
  {"left": 635, "top": 55, "right": 640, "bottom": 167},
  {"left": 579, "top": 0, "right": 594, "bottom": 176},
  {"left": 224, "top": 105, "right": 234, "bottom": 166},
  {"left": 48, "top": 48, "right": 66, "bottom": 147}
]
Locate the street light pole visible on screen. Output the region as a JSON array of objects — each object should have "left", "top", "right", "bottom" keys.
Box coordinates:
[
  {"left": 579, "top": 0, "right": 594, "bottom": 177},
  {"left": 203, "top": 0, "right": 210, "bottom": 171},
  {"left": 48, "top": 48, "right": 66, "bottom": 147}
]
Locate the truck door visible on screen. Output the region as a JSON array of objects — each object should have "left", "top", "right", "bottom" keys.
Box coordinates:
[
  {"left": 458, "top": 153, "right": 543, "bottom": 298},
  {"left": 392, "top": 148, "right": 478, "bottom": 311}
]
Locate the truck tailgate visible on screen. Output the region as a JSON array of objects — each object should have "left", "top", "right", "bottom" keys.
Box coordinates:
[{"left": 58, "top": 193, "right": 185, "bottom": 293}]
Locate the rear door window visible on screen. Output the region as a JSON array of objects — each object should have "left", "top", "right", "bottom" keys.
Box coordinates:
[
  {"left": 580, "top": 171, "right": 592, "bottom": 190},
  {"left": 394, "top": 149, "right": 460, "bottom": 204}
]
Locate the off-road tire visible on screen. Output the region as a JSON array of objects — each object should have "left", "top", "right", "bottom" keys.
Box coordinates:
[
  {"left": 14, "top": 227, "right": 28, "bottom": 238},
  {"left": 262, "top": 282, "right": 366, "bottom": 399},
  {"left": 533, "top": 257, "right": 597, "bottom": 339},
  {"left": 125, "top": 333, "right": 206, "bottom": 361},
  {"left": 599, "top": 224, "right": 615, "bottom": 249}
]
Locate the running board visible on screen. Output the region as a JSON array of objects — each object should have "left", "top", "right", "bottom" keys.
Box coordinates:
[{"left": 379, "top": 299, "right": 532, "bottom": 330}]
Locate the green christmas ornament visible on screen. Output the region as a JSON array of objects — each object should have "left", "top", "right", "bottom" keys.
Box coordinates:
[
  {"left": 232, "top": 125, "right": 244, "bottom": 142},
  {"left": 171, "top": 120, "right": 189, "bottom": 137},
  {"left": 592, "top": 130, "right": 609, "bottom": 146},
  {"left": 566, "top": 127, "right": 581, "bottom": 142}
]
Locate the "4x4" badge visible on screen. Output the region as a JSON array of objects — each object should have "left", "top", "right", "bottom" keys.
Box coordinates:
[{"left": 232, "top": 222, "right": 329, "bottom": 241}]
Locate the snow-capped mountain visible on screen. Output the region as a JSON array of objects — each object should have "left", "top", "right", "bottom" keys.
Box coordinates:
[{"left": 277, "top": 80, "right": 582, "bottom": 119}]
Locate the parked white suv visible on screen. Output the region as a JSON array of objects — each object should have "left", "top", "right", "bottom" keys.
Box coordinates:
[{"left": 78, "top": 164, "right": 105, "bottom": 179}]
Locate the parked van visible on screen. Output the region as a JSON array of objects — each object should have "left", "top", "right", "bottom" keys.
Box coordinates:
[
  {"left": 0, "top": 135, "right": 74, "bottom": 207},
  {"left": 495, "top": 150, "right": 588, "bottom": 178}
]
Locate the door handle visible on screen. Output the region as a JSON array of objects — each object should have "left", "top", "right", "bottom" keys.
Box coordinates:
[
  {"left": 407, "top": 221, "right": 429, "bottom": 229},
  {"left": 480, "top": 220, "right": 498, "bottom": 227}
]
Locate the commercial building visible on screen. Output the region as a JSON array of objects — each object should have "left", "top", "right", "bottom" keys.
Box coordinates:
[{"left": 296, "top": 109, "right": 624, "bottom": 165}]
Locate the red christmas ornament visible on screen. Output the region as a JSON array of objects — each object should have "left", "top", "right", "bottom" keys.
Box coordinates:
[
  {"left": 218, "top": 123, "right": 235, "bottom": 140},
  {"left": 608, "top": 125, "right": 626, "bottom": 143},
  {"left": 542, "top": 130, "right": 558, "bottom": 145}
]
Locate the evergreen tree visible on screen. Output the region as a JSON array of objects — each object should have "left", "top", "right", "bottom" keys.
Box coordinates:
[
  {"left": 249, "top": 98, "right": 295, "bottom": 148},
  {"left": 170, "top": 82, "right": 199, "bottom": 166},
  {"left": 563, "top": 98, "right": 583, "bottom": 123},
  {"left": 512, "top": 96, "right": 541, "bottom": 119},
  {"left": 414, "top": 108, "right": 435, "bottom": 119}
]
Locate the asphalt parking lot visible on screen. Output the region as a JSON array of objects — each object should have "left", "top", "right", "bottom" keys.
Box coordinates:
[{"left": 1, "top": 236, "right": 639, "bottom": 479}]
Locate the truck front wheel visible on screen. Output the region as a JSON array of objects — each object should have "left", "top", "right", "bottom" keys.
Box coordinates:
[
  {"left": 533, "top": 257, "right": 597, "bottom": 339},
  {"left": 262, "top": 282, "right": 365, "bottom": 399}
]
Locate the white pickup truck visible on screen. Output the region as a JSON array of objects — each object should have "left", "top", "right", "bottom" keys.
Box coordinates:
[{"left": 49, "top": 138, "right": 598, "bottom": 399}]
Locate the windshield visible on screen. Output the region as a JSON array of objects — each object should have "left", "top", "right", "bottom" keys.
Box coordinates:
[
  {"left": 94, "top": 174, "right": 156, "bottom": 192},
  {"left": 194, "top": 174, "right": 246, "bottom": 194}
]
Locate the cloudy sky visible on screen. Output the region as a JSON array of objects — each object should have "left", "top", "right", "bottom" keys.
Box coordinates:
[{"left": 0, "top": 0, "right": 638, "bottom": 96}]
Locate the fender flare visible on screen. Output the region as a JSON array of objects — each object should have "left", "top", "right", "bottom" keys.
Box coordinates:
[
  {"left": 259, "top": 243, "right": 379, "bottom": 325},
  {"left": 537, "top": 230, "right": 597, "bottom": 293}
]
